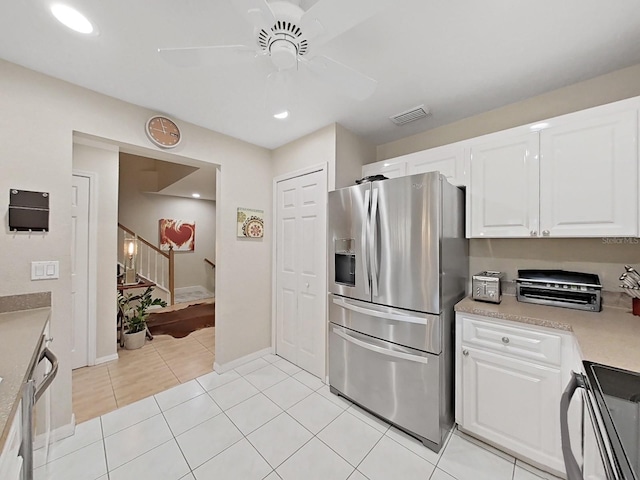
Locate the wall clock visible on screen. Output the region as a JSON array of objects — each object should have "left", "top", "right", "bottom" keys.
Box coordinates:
[{"left": 145, "top": 115, "right": 182, "bottom": 148}]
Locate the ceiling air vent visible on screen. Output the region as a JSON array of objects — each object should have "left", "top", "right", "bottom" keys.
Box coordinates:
[{"left": 389, "top": 105, "right": 431, "bottom": 126}]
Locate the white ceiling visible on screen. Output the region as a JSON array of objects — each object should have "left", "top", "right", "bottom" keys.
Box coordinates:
[{"left": 2, "top": 1, "right": 640, "bottom": 149}]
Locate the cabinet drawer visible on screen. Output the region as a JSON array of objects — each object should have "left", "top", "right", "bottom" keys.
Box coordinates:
[{"left": 461, "top": 316, "right": 562, "bottom": 366}]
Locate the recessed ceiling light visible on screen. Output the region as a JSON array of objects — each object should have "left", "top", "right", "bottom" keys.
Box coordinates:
[
  {"left": 192, "top": 193, "right": 201, "bottom": 198},
  {"left": 273, "top": 111, "right": 289, "bottom": 120},
  {"left": 51, "top": 4, "right": 95, "bottom": 34}
]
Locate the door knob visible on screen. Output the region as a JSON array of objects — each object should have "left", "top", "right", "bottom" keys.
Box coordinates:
[
  {"left": 502, "top": 337, "right": 510, "bottom": 344},
  {"left": 462, "top": 349, "right": 469, "bottom": 356}
]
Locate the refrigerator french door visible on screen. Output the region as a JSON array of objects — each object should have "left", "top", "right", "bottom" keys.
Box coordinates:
[{"left": 328, "top": 173, "right": 442, "bottom": 313}]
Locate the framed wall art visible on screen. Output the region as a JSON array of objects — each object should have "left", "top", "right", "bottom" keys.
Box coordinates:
[
  {"left": 159, "top": 219, "right": 195, "bottom": 251},
  {"left": 237, "top": 208, "right": 264, "bottom": 238}
]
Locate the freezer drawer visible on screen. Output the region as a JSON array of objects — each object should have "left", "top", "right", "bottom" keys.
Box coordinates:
[
  {"left": 330, "top": 294, "right": 441, "bottom": 354},
  {"left": 329, "top": 324, "right": 442, "bottom": 448}
]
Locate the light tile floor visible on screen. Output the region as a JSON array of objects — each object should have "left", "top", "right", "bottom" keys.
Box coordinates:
[
  {"left": 45, "top": 353, "right": 562, "bottom": 480},
  {"left": 72, "top": 327, "right": 215, "bottom": 423}
]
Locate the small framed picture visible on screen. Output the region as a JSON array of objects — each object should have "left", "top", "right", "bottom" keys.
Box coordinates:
[{"left": 237, "top": 208, "right": 264, "bottom": 238}]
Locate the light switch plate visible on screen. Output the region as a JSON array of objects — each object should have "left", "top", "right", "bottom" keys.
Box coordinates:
[{"left": 31, "top": 261, "right": 59, "bottom": 280}]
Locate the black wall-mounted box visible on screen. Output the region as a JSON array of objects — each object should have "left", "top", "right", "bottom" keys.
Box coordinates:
[{"left": 9, "top": 189, "right": 50, "bottom": 232}]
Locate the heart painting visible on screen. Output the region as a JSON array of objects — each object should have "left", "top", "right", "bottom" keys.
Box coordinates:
[{"left": 159, "top": 219, "right": 195, "bottom": 251}]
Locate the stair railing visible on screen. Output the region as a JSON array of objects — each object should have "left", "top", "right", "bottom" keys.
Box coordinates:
[{"left": 118, "top": 223, "right": 175, "bottom": 305}]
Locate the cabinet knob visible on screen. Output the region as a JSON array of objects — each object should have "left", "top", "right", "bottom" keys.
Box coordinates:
[
  {"left": 306, "top": 282, "right": 310, "bottom": 288},
  {"left": 542, "top": 230, "right": 550, "bottom": 236},
  {"left": 45, "top": 336, "right": 54, "bottom": 343},
  {"left": 530, "top": 230, "right": 537, "bottom": 237},
  {"left": 501, "top": 336, "right": 510, "bottom": 344},
  {"left": 462, "top": 349, "right": 469, "bottom": 356}
]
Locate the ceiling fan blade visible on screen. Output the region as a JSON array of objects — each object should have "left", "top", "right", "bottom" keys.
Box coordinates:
[
  {"left": 231, "top": 0, "right": 276, "bottom": 30},
  {"left": 158, "top": 45, "right": 258, "bottom": 68},
  {"left": 300, "top": 0, "right": 391, "bottom": 47},
  {"left": 302, "top": 55, "right": 377, "bottom": 101}
]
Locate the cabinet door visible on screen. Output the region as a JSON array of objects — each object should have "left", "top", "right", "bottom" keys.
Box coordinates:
[
  {"left": 405, "top": 144, "right": 465, "bottom": 186},
  {"left": 362, "top": 159, "right": 407, "bottom": 179},
  {"left": 460, "top": 346, "right": 564, "bottom": 472},
  {"left": 469, "top": 131, "right": 540, "bottom": 237},
  {"left": 539, "top": 110, "right": 638, "bottom": 237}
]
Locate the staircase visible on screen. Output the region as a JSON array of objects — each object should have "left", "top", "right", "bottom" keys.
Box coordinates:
[{"left": 118, "top": 223, "right": 175, "bottom": 304}]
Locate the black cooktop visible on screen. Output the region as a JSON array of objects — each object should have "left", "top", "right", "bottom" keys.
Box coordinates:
[{"left": 517, "top": 269, "right": 601, "bottom": 287}]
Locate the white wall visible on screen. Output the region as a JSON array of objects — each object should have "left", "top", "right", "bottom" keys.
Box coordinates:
[
  {"left": 72, "top": 140, "right": 119, "bottom": 361},
  {"left": 118, "top": 155, "right": 216, "bottom": 293},
  {"left": 0, "top": 59, "right": 272, "bottom": 431}
]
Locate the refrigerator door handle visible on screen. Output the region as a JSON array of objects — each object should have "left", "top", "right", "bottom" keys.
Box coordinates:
[
  {"left": 332, "top": 296, "right": 428, "bottom": 325},
  {"left": 362, "top": 188, "right": 371, "bottom": 295},
  {"left": 369, "top": 187, "right": 379, "bottom": 297},
  {"left": 332, "top": 326, "right": 429, "bottom": 364}
]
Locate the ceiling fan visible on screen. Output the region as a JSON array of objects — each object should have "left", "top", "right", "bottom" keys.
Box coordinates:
[{"left": 158, "top": 0, "right": 390, "bottom": 104}]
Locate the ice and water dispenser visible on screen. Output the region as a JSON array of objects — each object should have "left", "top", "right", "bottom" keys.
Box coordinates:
[{"left": 334, "top": 238, "right": 355, "bottom": 286}]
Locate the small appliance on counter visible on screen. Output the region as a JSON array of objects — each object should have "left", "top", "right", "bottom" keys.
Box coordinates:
[
  {"left": 472, "top": 271, "right": 504, "bottom": 304},
  {"left": 516, "top": 269, "right": 602, "bottom": 312}
]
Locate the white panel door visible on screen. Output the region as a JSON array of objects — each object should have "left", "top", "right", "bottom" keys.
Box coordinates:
[
  {"left": 539, "top": 110, "right": 638, "bottom": 237},
  {"left": 461, "top": 347, "right": 564, "bottom": 472},
  {"left": 362, "top": 159, "right": 407, "bottom": 179},
  {"left": 406, "top": 143, "right": 466, "bottom": 186},
  {"left": 71, "top": 175, "right": 90, "bottom": 369},
  {"left": 469, "top": 131, "right": 540, "bottom": 237},
  {"left": 276, "top": 169, "right": 326, "bottom": 378}
]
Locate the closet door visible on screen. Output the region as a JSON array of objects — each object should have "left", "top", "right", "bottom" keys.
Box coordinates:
[{"left": 276, "top": 169, "right": 327, "bottom": 378}]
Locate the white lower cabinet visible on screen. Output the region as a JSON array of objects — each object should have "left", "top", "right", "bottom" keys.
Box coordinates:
[
  {"left": 456, "top": 312, "right": 578, "bottom": 475},
  {"left": 0, "top": 400, "right": 23, "bottom": 480}
]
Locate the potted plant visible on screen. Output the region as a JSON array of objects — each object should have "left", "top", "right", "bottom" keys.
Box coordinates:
[{"left": 117, "top": 286, "right": 167, "bottom": 350}]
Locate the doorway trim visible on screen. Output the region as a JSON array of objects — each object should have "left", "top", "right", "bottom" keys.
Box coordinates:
[
  {"left": 72, "top": 169, "right": 98, "bottom": 366},
  {"left": 271, "top": 162, "right": 328, "bottom": 376}
]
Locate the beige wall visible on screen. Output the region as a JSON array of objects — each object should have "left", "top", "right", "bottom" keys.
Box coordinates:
[
  {"left": 118, "top": 155, "right": 216, "bottom": 293},
  {"left": 72, "top": 140, "right": 119, "bottom": 361},
  {"left": 377, "top": 63, "right": 640, "bottom": 160},
  {"left": 272, "top": 124, "right": 336, "bottom": 187},
  {"left": 335, "top": 124, "right": 375, "bottom": 189},
  {"left": 0, "top": 59, "right": 272, "bottom": 431},
  {"left": 470, "top": 238, "right": 640, "bottom": 293}
]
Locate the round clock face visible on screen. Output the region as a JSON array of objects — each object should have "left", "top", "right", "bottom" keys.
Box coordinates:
[{"left": 146, "top": 116, "right": 181, "bottom": 148}]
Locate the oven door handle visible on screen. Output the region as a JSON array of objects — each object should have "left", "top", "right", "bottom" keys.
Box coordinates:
[
  {"left": 560, "top": 371, "right": 584, "bottom": 480},
  {"left": 35, "top": 347, "right": 59, "bottom": 403}
]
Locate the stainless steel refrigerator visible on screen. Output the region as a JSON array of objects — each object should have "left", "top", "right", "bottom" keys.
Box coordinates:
[{"left": 328, "top": 171, "right": 467, "bottom": 451}]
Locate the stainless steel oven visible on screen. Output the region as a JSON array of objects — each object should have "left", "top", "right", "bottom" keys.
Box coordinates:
[{"left": 561, "top": 363, "right": 639, "bottom": 479}]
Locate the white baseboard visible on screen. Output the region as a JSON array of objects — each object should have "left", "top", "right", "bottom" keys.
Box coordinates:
[
  {"left": 34, "top": 415, "right": 76, "bottom": 449},
  {"left": 214, "top": 347, "right": 274, "bottom": 373},
  {"left": 94, "top": 353, "right": 119, "bottom": 365}
]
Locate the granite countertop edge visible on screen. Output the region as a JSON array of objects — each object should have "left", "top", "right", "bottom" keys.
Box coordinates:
[{"left": 0, "top": 293, "right": 51, "bottom": 455}]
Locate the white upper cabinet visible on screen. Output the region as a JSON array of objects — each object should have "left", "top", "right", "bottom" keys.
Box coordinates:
[
  {"left": 469, "top": 100, "right": 639, "bottom": 238},
  {"left": 539, "top": 109, "right": 638, "bottom": 237},
  {"left": 405, "top": 143, "right": 466, "bottom": 186},
  {"left": 469, "top": 129, "right": 540, "bottom": 237},
  {"left": 362, "top": 141, "right": 466, "bottom": 186},
  {"left": 362, "top": 158, "right": 406, "bottom": 179}
]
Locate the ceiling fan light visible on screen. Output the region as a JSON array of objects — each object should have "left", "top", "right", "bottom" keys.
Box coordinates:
[
  {"left": 51, "top": 4, "right": 95, "bottom": 34},
  {"left": 273, "top": 111, "right": 289, "bottom": 119},
  {"left": 270, "top": 40, "right": 298, "bottom": 70}
]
